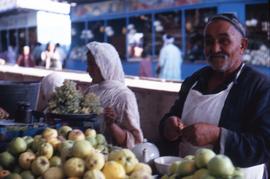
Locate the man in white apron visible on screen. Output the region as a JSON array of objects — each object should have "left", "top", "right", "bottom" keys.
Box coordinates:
[{"left": 159, "top": 13, "right": 270, "bottom": 179}]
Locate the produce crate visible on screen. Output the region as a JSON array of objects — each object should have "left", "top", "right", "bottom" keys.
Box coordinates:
[
  {"left": 45, "top": 113, "right": 103, "bottom": 132},
  {"left": 0, "top": 120, "right": 48, "bottom": 151}
]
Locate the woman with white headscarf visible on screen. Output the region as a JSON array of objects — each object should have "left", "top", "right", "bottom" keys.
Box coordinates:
[
  {"left": 37, "top": 72, "right": 66, "bottom": 112},
  {"left": 85, "top": 41, "right": 143, "bottom": 148}
]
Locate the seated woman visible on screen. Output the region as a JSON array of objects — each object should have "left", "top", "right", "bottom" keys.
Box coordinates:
[
  {"left": 85, "top": 41, "right": 143, "bottom": 149},
  {"left": 37, "top": 72, "right": 66, "bottom": 112}
]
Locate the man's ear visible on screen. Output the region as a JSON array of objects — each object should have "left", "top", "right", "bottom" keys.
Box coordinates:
[
  {"left": 240, "top": 38, "right": 248, "bottom": 49},
  {"left": 240, "top": 38, "right": 248, "bottom": 54}
]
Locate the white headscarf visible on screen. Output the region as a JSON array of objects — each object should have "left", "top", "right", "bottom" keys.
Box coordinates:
[
  {"left": 86, "top": 41, "right": 125, "bottom": 83},
  {"left": 38, "top": 72, "right": 66, "bottom": 111},
  {"left": 85, "top": 42, "right": 143, "bottom": 148}
]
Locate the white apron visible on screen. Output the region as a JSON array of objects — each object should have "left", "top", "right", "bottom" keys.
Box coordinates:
[{"left": 179, "top": 65, "right": 264, "bottom": 179}]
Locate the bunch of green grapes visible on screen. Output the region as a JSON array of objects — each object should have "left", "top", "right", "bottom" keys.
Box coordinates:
[
  {"left": 80, "top": 92, "right": 103, "bottom": 115},
  {"left": 48, "top": 80, "right": 82, "bottom": 114}
]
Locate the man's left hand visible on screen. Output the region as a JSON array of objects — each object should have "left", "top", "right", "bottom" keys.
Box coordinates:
[{"left": 182, "top": 123, "right": 221, "bottom": 146}]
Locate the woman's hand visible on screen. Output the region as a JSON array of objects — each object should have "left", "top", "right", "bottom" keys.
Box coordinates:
[
  {"left": 164, "top": 116, "right": 185, "bottom": 141},
  {"left": 182, "top": 123, "right": 221, "bottom": 146},
  {"left": 104, "top": 107, "right": 117, "bottom": 126}
]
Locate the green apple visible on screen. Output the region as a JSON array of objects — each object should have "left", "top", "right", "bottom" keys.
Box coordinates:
[
  {"left": 42, "top": 167, "right": 64, "bottom": 179},
  {"left": 192, "top": 168, "right": 209, "bottom": 179},
  {"left": 20, "top": 170, "right": 35, "bottom": 179},
  {"left": 95, "top": 134, "right": 106, "bottom": 145},
  {"left": 8, "top": 137, "right": 27, "bottom": 155},
  {"left": 49, "top": 156, "right": 62, "bottom": 167},
  {"left": 0, "top": 151, "right": 15, "bottom": 169},
  {"left": 58, "top": 125, "right": 72, "bottom": 138},
  {"left": 233, "top": 167, "right": 244, "bottom": 178},
  {"left": 183, "top": 155, "right": 195, "bottom": 161},
  {"left": 207, "top": 154, "right": 235, "bottom": 177},
  {"left": 176, "top": 159, "right": 196, "bottom": 177},
  {"left": 22, "top": 136, "right": 34, "bottom": 148},
  {"left": 31, "top": 156, "right": 50, "bottom": 176},
  {"left": 72, "top": 140, "right": 94, "bottom": 158},
  {"left": 31, "top": 135, "right": 46, "bottom": 152},
  {"left": 168, "top": 160, "right": 182, "bottom": 175},
  {"left": 194, "top": 148, "right": 215, "bottom": 168},
  {"left": 64, "top": 157, "right": 85, "bottom": 177},
  {"left": 83, "top": 169, "right": 105, "bottom": 179},
  {"left": 59, "top": 140, "right": 74, "bottom": 162},
  {"left": 86, "top": 136, "right": 97, "bottom": 147},
  {"left": 4, "top": 172, "right": 22, "bottom": 179},
  {"left": 18, "top": 151, "right": 36, "bottom": 169}
]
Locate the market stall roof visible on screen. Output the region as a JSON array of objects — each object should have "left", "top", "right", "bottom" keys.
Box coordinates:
[{"left": 0, "top": 0, "right": 71, "bottom": 14}]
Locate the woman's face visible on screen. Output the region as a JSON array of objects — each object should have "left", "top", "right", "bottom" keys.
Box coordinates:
[{"left": 87, "top": 51, "right": 104, "bottom": 84}]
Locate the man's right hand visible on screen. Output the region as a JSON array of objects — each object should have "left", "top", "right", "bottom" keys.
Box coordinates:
[{"left": 163, "top": 116, "right": 185, "bottom": 141}]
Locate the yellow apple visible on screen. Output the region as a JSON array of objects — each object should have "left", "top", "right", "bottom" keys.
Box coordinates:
[
  {"left": 132, "top": 162, "right": 152, "bottom": 174},
  {"left": 68, "top": 129, "right": 85, "bottom": 141},
  {"left": 129, "top": 171, "right": 152, "bottom": 179},
  {"left": 102, "top": 161, "right": 126, "bottom": 179},
  {"left": 85, "top": 151, "right": 105, "bottom": 170},
  {"left": 42, "top": 128, "right": 58, "bottom": 140},
  {"left": 31, "top": 156, "right": 50, "bottom": 176},
  {"left": 84, "top": 128, "right": 96, "bottom": 138},
  {"left": 108, "top": 149, "right": 138, "bottom": 174},
  {"left": 42, "top": 167, "right": 64, "bottom": 179},
  {"left": 38, "top": 142, "right": 54, "bottom": 159},
  {"left": 18, "top": 151, "right": 36, "bottom": 169},
  {"left": 64, "top": 157, "right": 85, "bottom": 178}
]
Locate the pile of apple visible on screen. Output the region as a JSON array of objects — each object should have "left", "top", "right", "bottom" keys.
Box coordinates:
[
  {"left": 0, "top": 126, "right": 153, "bottom": 179},
  {"left": 161, "top": 148, "right": 244, "bottom": 179}
]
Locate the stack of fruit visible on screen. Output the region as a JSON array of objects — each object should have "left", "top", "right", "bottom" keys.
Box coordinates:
[
  {"left": 0, "top": 126, "right": 153, "bottom": 179},
  {"left": 161, "top": 148, "right": 244, "bottom": 179},
  {"left": 48, "top": 80, "right": 103, "bottom": 115}
]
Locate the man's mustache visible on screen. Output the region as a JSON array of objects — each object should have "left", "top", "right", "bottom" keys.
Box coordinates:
[{"left": 207, "top": 53, "right": 228, "bottom": 61}]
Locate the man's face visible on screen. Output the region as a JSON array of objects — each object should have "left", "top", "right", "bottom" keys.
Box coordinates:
[{"left": 204, "top": 20, "right": 246, "bottom": 72}]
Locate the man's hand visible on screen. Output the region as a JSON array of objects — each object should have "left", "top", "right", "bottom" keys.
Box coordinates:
[
  {"left": 0, "top": 107, "right": 9, "bottom": 119},
  {"left": 182, "top": 123, "right": 221, "bottom": 146},
  {"left": 164, "top": 116, "right": 185, "bottom": 141},
  {"left": 104, "top": 107, "right": 117, "bottom": 126}
]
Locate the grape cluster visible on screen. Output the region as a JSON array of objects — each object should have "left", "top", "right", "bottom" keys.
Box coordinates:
[
  {"left": 48, "top": 80, "right": 103, "bottom": 115},
  {"left": 80, "top": 93, "right": 103, "bottom": 115}
]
